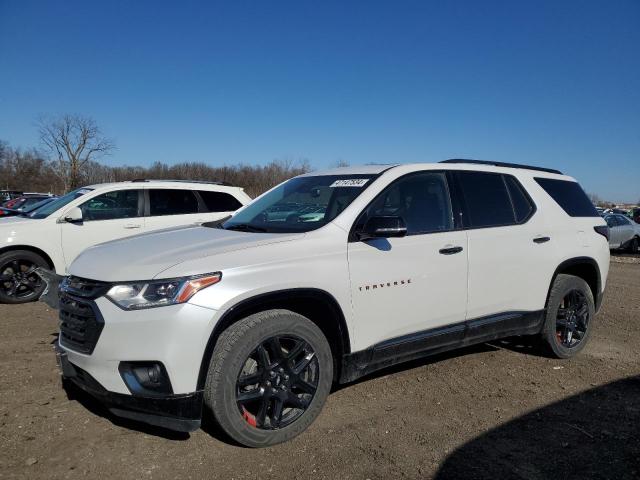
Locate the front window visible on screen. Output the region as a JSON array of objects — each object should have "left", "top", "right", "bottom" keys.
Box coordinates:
[
  {"left": 222, "top": 174, "right": 377, "bottom": 233},
  {"left": 27, "top": 188, "right": 93, "bottom": 219},
  {"left": 80, "top": 190, "right": 142, "bottom": 221}
]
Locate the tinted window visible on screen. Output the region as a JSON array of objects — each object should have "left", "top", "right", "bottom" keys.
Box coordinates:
[
  {"left": 605, "top": 216, "right": 618, "bottom": 227},
  {"left": 80, "top": 190, "right": 141, "bottom": 221},
  {"left": 505, "top": 176, "right": 535, "bottom": 222},
  {"left": 457, "top": 172, "right": 514, "bottom": 228},
  {"left": 149, "top": 189, "right": 199, "bottom": 216},
  {"left": 198, "top": 191, "right": 243, "bottom": 212},
  {"left": 616, "top": 215, "right": 631, "bottom": 225},
  {"left": 360, "top": 172, "right": 453, "bottom": 235},
  {"left": 534, "top": 178, "right": 598, "bottom": 217}
]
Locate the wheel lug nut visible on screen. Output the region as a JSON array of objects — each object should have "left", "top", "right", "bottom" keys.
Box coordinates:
[{"left": 265, "top": 381, "right": 271, "bottom": 386}]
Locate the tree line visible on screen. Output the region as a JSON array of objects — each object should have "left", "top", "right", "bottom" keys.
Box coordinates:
[{"left": 0, "top": 115, "right": 311, "bottom": 198}]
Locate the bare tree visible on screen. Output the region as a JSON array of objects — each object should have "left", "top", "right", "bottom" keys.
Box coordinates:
[{"left": 38, "top": 114, "right": 115, "bottom": 191}]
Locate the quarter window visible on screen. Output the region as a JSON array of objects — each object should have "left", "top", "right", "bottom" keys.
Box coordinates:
[
  {"left": 80, "top": 190, "right": 141, "bottom": 221},
  {"left": 149, "top": 189, "right": 199, "bottom": 216},
  {"left": 197, "top": 190, "right": 243, "bottom": 212},
  {"left": 534, "top": 178, "right": 599, "bottom": 217}
]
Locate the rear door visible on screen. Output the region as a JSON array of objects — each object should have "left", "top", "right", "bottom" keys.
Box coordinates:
[
  {"left": 60, "top": 189, "right": 144, "bottom": 269},
  {"left": 454, "top": 171, "right": 551, "bottom": 319}
]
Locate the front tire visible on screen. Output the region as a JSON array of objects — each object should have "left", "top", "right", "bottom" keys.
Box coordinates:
[
  {"left": 540, "top": 274, "right": 595, "bottom": 359},
  {"left": 0, "top": 250, "right": 48, "bottom": 304},
  {"left": 628, "top": 236, "right": 639, "bottom": 254},
  {"left": 204, "top": 309, "right": 333, "bottom": 447}
]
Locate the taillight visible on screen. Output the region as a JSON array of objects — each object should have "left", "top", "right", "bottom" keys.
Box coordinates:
[{"left": 594, "top": 225, "right": 609, "bottom": 241}]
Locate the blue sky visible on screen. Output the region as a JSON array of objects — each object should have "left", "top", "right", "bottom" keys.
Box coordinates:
[{"left": 0, "top": 0, "right": 638, "bottom": 202}]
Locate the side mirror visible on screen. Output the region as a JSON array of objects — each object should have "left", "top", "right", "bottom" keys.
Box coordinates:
[
  {"left": 358, "top": 215, "right": 407, "bottom": 240},
  {"left": 62, "top": 206, "right": 83, "bottom": 224}
]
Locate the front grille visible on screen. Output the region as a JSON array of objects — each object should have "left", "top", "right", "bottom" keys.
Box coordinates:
[
  {"left": 59, "top": 293, "right": 104, "bottom": 354},
  {"left": 61, "top": 276, "right": 111, "bottom": 299}
]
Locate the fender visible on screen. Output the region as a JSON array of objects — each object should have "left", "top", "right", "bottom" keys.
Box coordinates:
[
  {"left": 195, "top": 288, "right": 351, "bottom": 390},
  {"left": 0, "top": 245, "right": 58, "bottom": 272},
  {"left": 547, "top": 256, "right": 602, "bottom": 312}
]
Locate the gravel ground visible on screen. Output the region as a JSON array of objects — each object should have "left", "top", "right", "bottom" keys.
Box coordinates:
[{"left": 1, "top": 262, "right": 639, "bottom": 480}]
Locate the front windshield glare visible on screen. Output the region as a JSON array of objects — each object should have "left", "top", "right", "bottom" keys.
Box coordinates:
[
  {"left": 28, "top": 188, "right": 93, "bottom": 219},
  {"left": 223, "top": 175, "right": 376, "bottom": 233}
]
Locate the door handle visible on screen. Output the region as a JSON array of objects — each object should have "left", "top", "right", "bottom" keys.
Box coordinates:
[
  {"left": 439, "top": 246, "right": 463, "bottom": 255},
  {"left": 533, "top": 236, "right": 550, "bottom": 244},
  {"left": 124, "top": 223, "right": 142, "bottom": 229}
]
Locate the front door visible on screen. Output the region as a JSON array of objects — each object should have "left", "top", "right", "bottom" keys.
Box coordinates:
[
  {"left": 347, "top": 171, "right": 468, "bottom": 350},
  {"left": 60, "top": 189, "right": 144, "bottom": 271}
]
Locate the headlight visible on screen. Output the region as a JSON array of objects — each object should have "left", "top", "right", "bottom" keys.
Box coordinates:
[{"left": 105, "top": 272, "right": 221, "bottom": 310}]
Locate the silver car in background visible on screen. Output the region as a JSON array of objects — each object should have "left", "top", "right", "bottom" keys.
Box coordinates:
[{"left": 604, "top": 214, "right": 640, "bottom": 252}]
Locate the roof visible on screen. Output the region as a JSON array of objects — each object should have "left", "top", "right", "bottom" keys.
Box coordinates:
[
  {"left": 305, "top": 160, "right": 568, "bottom": 179},
  {"left": 82, "top": 179, "right": 242, "bottom": 190}
]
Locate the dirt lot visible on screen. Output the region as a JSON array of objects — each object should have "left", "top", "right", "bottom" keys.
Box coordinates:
[{"left": 1, "top": 262, "right": 639, "bottom": 479}]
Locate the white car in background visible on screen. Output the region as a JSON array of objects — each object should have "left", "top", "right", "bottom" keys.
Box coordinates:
[
  {"left": 0, "top": 180, "right": 251, "bottom": 303},
  {"left": 603, "top": 213, "right": 640, "bottom": 252}
]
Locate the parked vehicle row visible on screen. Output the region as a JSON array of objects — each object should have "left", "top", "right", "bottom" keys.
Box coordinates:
[
  {"left": 0, "top": 180, "right": 251, "bottom": 303},
  {"left": 49, "top": 160, "right": 609, "bottom": 447},
  {"left": 0, "top": 193, "right": 57, "bottom": 217}
]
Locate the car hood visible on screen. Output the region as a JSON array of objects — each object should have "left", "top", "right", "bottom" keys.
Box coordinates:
[{"left": 69, "top": 225, "right": 303, "bottom": 282}]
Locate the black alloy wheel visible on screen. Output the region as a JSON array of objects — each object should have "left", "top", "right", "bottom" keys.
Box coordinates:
[
  {"left": 555, "top": 289, "right": 589, "bottom": 348},
  {"left": 204, "top": 309, "right": 333, "bottom": 447},
  {"left": 236, "top": 335, "right": 319, "bottom": 430},
  {"left": 0, "top": 254, "right": 46, "bottom": 303},
  {"left": 541, "top": 274, "right": 595, "bottom": 359}
]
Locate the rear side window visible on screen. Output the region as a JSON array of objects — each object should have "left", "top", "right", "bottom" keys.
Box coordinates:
[
  {"left": 149, "top": 189, "right": 199, "bottom": 216},
  {"left": 616, "top": 215, "right": 631, "bottom": 226},
  {"left": 456, "top": 171, "right": 515, "bottom": 228},
  {"left": 534, "top": 178, "right": 598, "bottom": 217},
  {"left": 197, "top": 190, "right": 243, "bottom": 212}
]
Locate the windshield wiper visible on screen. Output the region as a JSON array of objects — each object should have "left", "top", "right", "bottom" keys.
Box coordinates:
[{"left": 224, "top": 223, "right": 268, "bottom": 233}]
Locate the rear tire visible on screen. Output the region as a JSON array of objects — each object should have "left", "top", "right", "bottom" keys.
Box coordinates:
[
  {"left": 0, "top": 250, "right": 48, "bottom": 304},
  {"left": 204, "top": 309, "right": 333, "bottom": 447},
  {"left": 540, "top": 274, "right": 595, "bottom": 359}
]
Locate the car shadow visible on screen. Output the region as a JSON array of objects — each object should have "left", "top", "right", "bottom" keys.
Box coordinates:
[
  {"left": 435, "top": 375, "right": 640, "bottom": 479},
  {"left": 61, "top": 379, "right": 191, "bottom": 441}
]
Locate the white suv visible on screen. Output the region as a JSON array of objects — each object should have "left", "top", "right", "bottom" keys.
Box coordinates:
[
  {"left": 0, "top": 180, "right": 250, "bottom": 303},
  {"left": 53, "top": 160, "right": 609, "bottom": 447}
]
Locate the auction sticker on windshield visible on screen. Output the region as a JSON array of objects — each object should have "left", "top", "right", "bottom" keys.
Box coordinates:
[{"left": 330, "top": 179, "right": 369, "bottom": 188}]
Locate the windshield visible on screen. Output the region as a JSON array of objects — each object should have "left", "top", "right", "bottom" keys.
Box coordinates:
[
  {"left": 222, "top": 175, "right": 377, "bottom": 233},
  {"left": 27, "top": 188, "right": 93, "bottom": 219}
]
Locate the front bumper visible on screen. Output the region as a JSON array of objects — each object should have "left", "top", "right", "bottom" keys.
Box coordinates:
[{"left": 56, "top": 343, "right": 203, "bottom": 432}]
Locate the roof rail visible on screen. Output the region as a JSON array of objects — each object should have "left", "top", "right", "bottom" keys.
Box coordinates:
[
  {"left": 129, "top": 179, "right": 235, "bottom": 187},
  {"left": 439, "top": 159, "right": 562, "bottom": 175}
]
